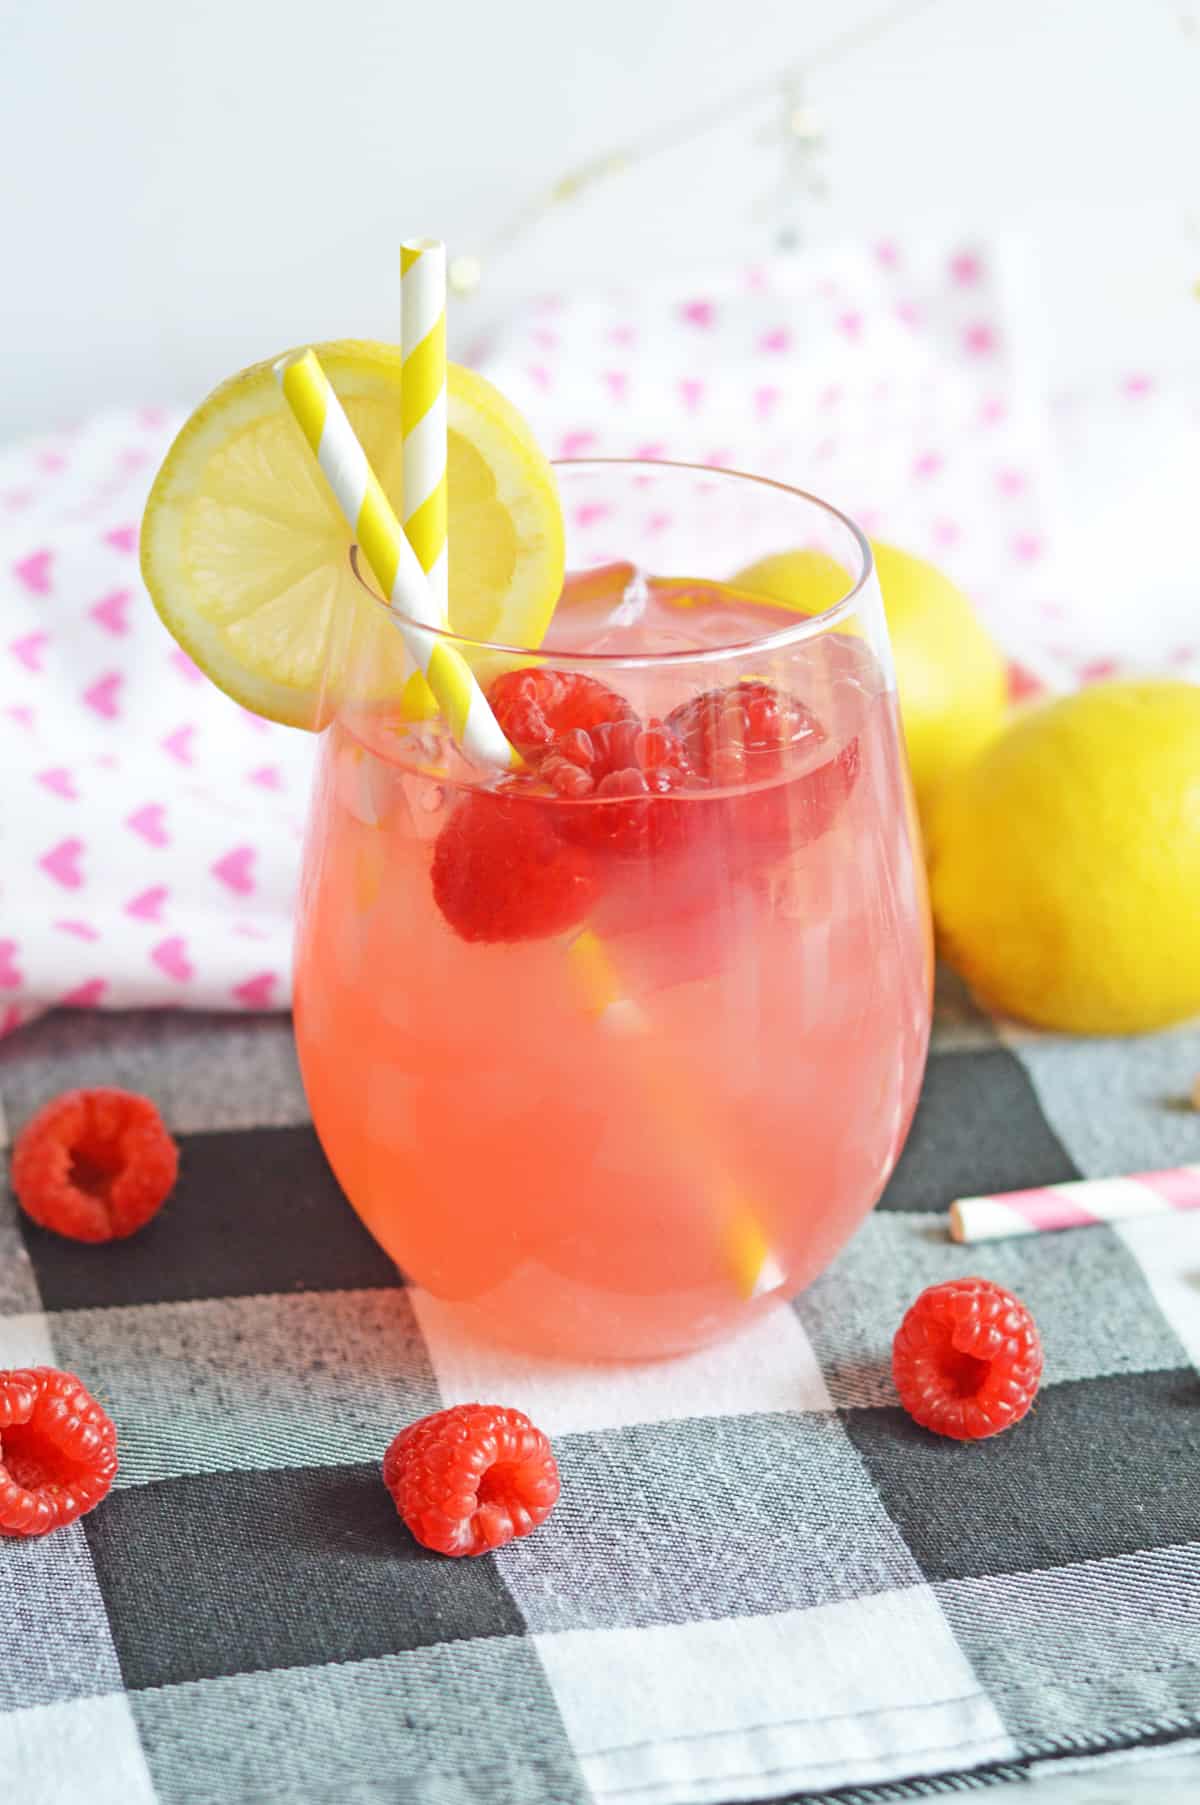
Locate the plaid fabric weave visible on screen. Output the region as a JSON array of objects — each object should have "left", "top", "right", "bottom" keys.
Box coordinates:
[{"left": 2, "top": 989, "right": 1199, "bottom": 1805}]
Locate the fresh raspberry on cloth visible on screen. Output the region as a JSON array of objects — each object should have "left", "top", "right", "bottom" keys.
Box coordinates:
[
  {"left": 383, "top": 1403, "right": 561, "bottom": 1557},
  {"left": 11, "top": 1087, "right": 178, "bottom": 1242},
  {"left": 0, "top": 1367, "right": 119, "bottom": 1537},
  {"left": 892, "top": 1276, "right": 1044, "bottom": 1439}
]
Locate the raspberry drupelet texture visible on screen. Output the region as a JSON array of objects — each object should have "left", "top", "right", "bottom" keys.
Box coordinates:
[
  {"left": 383, "top": 1403, "right": 561, "bottom": 1557},
  {"left": 491, "top": 666, "right": 692, "bottom": 857},
  {"left": 892, "top": 1277, "right": 1044, "bottom": 1440},
  {"left": 542, "top": 717, "right": 690, "bottom": 803},
  {"left": 431, "top": 790, "right": 599, "bottom": 943},
  {"left": 11, "top": 1088, "right": 179, "bottom": 1242},
  {"left": 0, "top": 1367, "right": 119, "bottom": 1536},
  {"left": 544, "top": 718, "right": 694, "bottom": 856},
  {"left": 489, "top": 666, "right": 636, "bottom": 761},
  {"left": 667, "top": 678, "right": 860, "bottom": 852},
  {"left": 666, "top": 679, "right": 827, "bottom": 785}
]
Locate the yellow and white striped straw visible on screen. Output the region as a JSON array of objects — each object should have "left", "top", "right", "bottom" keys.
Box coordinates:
[
  {"left": 400, "top": 238, "right": 448, "bottom": 616},
  {"left": 274, "top": 347, "right": 517, "bottom": 774}
]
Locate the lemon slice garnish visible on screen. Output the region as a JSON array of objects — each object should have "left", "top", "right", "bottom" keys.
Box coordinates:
[{"left": 141, "top": 340, "right": 564, "bottom": 728}]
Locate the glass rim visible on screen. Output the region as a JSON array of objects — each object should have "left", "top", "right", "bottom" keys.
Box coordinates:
[{"left": 351, "top": 457, "right": 875, "bottom": 670}]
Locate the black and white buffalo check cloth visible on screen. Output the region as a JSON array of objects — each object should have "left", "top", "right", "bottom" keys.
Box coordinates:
[{"left": 2, "top": 983, "right": 1200, "bottom": 1805}]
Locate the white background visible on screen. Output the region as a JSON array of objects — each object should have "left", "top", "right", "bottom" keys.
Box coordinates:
[{"left": 3, "top": 0, "right": 1198, "bottom": 440}]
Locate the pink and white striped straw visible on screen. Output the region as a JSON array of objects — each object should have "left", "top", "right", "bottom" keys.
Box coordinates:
[{"left": 950, "top": 1166, "right": 1200, "bottom": 1243}]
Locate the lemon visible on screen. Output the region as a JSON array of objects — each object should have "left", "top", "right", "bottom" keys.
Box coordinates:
[
  {"left": 730, "top": 543, "right": 1008, "bottom": 814},
  {"left": 928, "top": 681, "right": 1200, "bottom": 1034},
  {"left": 873, "top": 543, "right": 1008, "bottom": 809},
  {"left": 141, "top": 341, "right": 565, "bottom": 728},
  {"left": 730, "top": 548, "right": 852, "bottom": 619}
]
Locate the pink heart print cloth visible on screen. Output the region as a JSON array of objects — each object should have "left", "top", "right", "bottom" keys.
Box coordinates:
[
  {"left": 1, "top": 427, "right": 309, "bottom": 1038},
  {"left": 1, "top": 237, "right": 1195, "bottom": 1035}
]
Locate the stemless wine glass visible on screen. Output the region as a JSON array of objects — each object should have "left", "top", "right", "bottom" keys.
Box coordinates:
[{"left": 293, "top": 462, "right": 932, "bottom": 1360}]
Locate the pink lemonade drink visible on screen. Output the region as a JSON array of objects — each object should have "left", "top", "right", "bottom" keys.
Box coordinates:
[{"left": 294, "top": 463, "right": 932, "bottom": 1359}]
